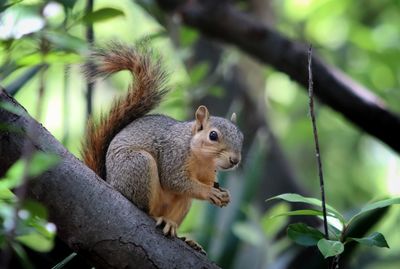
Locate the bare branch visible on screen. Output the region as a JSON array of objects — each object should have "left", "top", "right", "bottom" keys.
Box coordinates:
[{"left": 307, "top": 45, "right": 329, "bottom": 241}]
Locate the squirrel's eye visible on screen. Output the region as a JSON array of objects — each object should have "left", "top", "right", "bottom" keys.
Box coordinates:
[{"left": 209, "top": 131, "right": 218, "bottom": 141}]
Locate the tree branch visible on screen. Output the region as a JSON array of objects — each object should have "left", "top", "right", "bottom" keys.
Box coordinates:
[
  {"left": 158, "top": 0, "right": 400, "bottom": 154},
  {"left": 0, "top": 88, "right": 219, "bottom": 269}
]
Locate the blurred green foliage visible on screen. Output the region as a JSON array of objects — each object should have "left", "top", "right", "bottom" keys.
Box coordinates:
[
  {"left": 1, "top": 0, "right": 400, "bottom": 268},
  {"left": 0, "top": 150, "right": 59, "bottom": 267}
]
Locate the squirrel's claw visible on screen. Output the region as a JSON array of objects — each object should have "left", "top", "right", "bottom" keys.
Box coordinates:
[
  {"left": 181, "top": 237, "right": 207, "bottom": 255},
  {"left": 154, "top": 216, "right": 177, "bottom": 237},
  {"left": 209, "top": 187, "right": 230, "bottom": 207},
  {"left": 155, "top": 216, "right": 164, "bottom": 226},
  {"left": 163, "top": 221, "right": 177, "bottom": 237}
]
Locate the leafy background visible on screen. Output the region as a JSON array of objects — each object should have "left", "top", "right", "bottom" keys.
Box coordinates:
[{"left": 0, "top": 0, "right": 400, "bottom": 268}]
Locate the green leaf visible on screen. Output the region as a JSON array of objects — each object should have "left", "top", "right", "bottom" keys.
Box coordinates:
[
  {"left": 44, "top": 31, "right": 87, "bottom": 52},
  {"left": 80, "top": 7, "right": 124, "bottom": 25},
  {"left": 348, "top": 197, "right": 400, "bottom": 226},
  {"left": 11, "top": 242, "right": 34, "bottom": 269},
  {"left": 16, "top": 232, "right": 54, "bottom": 252},
  {"left": 23, "top": 200, "right": 48, "bottom": 220},
  {"left": 31, "top": 220, "right": 56, "bottom": 239},
  {"left": 317, "top": 238, "right": 344, "bottom": 258},
  {"left": 13, "top": 203, "right": 51, "bottom": 237},
  {"left": 349, "top": 232, "right": 389, "bottom": 248},
  {"left": 28, "top": 152, "right": 60, "bottom": 178},
  {"left": 15, "top": 53, "right": 42, "bottom": 66},
  {"left": 0, "top": 158, "right": 25, "bottom": 190},
  {"left": 6, "top": 65, "right": 44, "bottom": 96},
  {"left": 0, "top": 187, "right": 16, "bottom": 201},
  {"left": 17, "top": 51, "right": 81, "bottom": 66},
  {"left": 261, "top": 202, "right": 290, "bottom": 236},
  {"left": 270, "top": 209, "right": 345, "bottom": 234},
  {"left": 270, "top": 209, "right": 326, "bottom": 218},
  {"left": 232, "top": 222, "right": 263, "bottom": 246},
  {"left": 287, "top": 223, "right": 325, "bottom": 246},
  {"left": 360, "top": 197, "right": 400, "bottom": 213},
  {"left": 267, "top": 193, "right": 345, "bottom": 224},
  {"left": 328, "top": 223, "right": 342, "bottom": 239},
  {"left": 0, "top": 152, "right": 60, "bottom": 190}
]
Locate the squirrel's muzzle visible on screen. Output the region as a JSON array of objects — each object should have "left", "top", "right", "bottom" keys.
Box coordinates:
[{"left": 229, "top": 156, "right": 240, "bottom": 166}]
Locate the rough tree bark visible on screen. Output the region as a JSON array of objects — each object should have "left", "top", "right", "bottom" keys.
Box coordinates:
[
  {"left": 157, "top": 0, "right": 400, "bottom": 154},
  {"left": 0, "top": 89, "right": 219, "bottom": 269}
]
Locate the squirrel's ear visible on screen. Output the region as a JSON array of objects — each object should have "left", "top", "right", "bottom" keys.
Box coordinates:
[
  {"left": 230, "top": 112, "right": 237, "bottom": 124},
  {"left": 195, "top": 105, "right": 210, "bottom": 132}
]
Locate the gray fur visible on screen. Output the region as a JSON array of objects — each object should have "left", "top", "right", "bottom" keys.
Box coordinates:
[
  {"left": 209, "top": 116, "right": 243, "bottom": 153},
  {"left": 105, "top": 114, "right": 243, "bottom": 210}
]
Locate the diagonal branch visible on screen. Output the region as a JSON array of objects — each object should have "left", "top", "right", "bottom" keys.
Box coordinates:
[
  {"left": 158, "top": 0, "right": 400, "bottom": 154},
  {"left": 0, "top": 88, "right": 219, "bottom": 269}
]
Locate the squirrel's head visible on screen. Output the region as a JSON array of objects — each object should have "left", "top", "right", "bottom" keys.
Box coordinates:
[{"left": 190, "top": 105, "right": 243, "bottom": 171}]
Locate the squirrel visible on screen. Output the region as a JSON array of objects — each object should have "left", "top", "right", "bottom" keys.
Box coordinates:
[{"left": 81, "top": 42, "right": 243, "bottom": 253}]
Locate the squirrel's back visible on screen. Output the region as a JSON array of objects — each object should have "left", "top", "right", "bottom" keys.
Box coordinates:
[{"left": 81, "top": 42, "right": 168, "bottom": 179}]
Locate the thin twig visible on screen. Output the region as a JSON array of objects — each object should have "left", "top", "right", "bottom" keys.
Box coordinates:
[
  {"left": 307, "top": 45, "right": 329, "bottom": 238},
  {"left": 308, "top": 45, "right": 338, "bottom": 269},
  {"left": 85, "top": 0, "right": 95, "bottom": 119}
]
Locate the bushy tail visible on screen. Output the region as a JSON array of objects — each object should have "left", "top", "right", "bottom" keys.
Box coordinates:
[{"left": 81, "top": 42, "right": 168, "bottom": 179}]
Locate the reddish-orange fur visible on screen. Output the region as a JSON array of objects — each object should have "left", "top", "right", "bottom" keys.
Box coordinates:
[{"left": 81, "top": 43, "right": 168, "bottom": 179}]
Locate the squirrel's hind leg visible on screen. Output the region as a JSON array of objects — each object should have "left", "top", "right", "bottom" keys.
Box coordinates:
[
  {"left": 107, "top": 148, "right": 178, "bottom": 237},
  {"left": 106, "top": 149, "right": 161, "bottom": 213},
  {"left": 152, "top": 196, "right": 191, "bottom": 237}
]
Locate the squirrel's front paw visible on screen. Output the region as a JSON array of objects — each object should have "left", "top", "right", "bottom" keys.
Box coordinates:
[{"left": 209, "top": 187, "right": 230, "bottom": 207}]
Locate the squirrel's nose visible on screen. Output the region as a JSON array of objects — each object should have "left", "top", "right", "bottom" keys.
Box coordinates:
[{"left": 229, "top": 156, "right": 239, "bottom": 166}]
